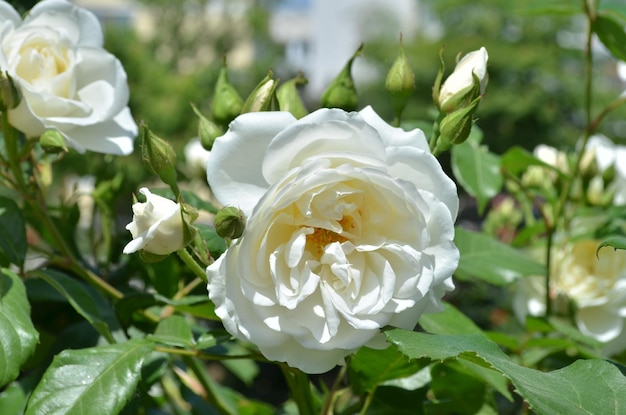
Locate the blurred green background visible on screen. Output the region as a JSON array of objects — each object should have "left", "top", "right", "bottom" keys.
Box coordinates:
[
  {"left": 41, "top": 0, "right": 626, "bottom": 201},
  {"left": 100, "top": 0, "right": 626, "bottom": 149}
]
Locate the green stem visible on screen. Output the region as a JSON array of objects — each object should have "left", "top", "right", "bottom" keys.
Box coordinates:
[
  {"left": 359, "top": 388, "right": 376, "bottom": 415},
  {"left": 183, "top": 356, "right": 235, "bottom": 415},
  {"left": 177, "top": 248, "right": 208, "bottom": 283},
  {"left": 280, "top": 364, "right": 317, "bottom": 415},
  {"left": 544, "top": 0, "right": 596, "bottom": 319},
  {"left": 2, "top": 111, "right": 26, "bottom": 190},
  {"left": 321, "top": 365, "right": 347, "bottom": 415}
]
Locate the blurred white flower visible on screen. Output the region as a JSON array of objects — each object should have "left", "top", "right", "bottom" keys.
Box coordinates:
[
  {"left": 0, "top": 0, "right": 137, "bottom": 154},
  {"left": 184, "top": 138, "right": 212, "bottom": 179},
  {"left": 63, "top": 175, "right": 96, "bottom": 228},
  {"left": 514, "top": 239, "right": 626, "bottom": 353},
  {"left": 585, "top": 134, "right": 626, "bottom": 205}
]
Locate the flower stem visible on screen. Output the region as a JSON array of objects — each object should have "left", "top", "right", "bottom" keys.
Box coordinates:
[
  {"left": 182, "top": 356, "right": 235, "bottom": 415},
  {"left": 280, "top": 364, "right": 317, "bottom": 415},
  {"left": 2, "top": 111, "right": 27, "bottom": 191},
  {"left": 177, "top": 248, "right": 208, "bottom": 283}
]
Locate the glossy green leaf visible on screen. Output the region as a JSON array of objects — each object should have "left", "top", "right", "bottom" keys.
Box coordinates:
[
  {"left": 33, "top": 269, "right": 114, "bottom": 343},
  {"left": 455, "top": 227, "right": 545, "bottom": 285},
  {"left": 348, "top": 344, "right": 427, "bottom": 395},
  {"left": 149, "top": 315, "right": 195, "bottom": 348},
  {"left": 386, "top": 330, "right": 626, "bottom": 414},
  {"left": 0, "top": 197, "right": 26, "bottom": 267},
  {"left": 451, "top": 140, "right": 502, "bottom": 214},
  {"left": 0, "top": 380, "right": 28, "bottom": 415},
  {"left": 0, "top": 269, "right": 38, "bottom": 387},
  {"left": 25, "top": 339, "right": 155, "bottom": 415},
  {"left": 593, "top": 14, "right": 626, "bottom": 61}
]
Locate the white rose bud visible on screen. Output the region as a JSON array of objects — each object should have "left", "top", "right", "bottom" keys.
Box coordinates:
[
  {"left": 438, "top": 47, "right": 488, "bottom": 112},
  {"left": 123, "top": 188, "right": 185, "bottom": 256}
]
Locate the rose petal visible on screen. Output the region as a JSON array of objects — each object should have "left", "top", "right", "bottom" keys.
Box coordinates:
[
  {"left": 359, "top": 105, "right": 429, "bottom": 151},
  {"left": 577, "top": 306, "right": 623, "bottom": 342},
  {"left": 263, "top": 108, "right": 388, "bottom": 184},
  {"left": 26, "top": 0, "right": 103, "bottom": 47},
  {"left": 207, "top": 111, "right": 296, "bottom": 216}
]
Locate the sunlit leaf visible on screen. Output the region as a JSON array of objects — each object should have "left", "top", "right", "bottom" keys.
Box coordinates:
[
  {"left": 25, "top": 339, "right": 154, "bottom": 415},
  {"left": 149, "top": 315, "right": 195, "bottom": 348},
  {"left": 0, "top": 269, "right": 38, "bottom": 387},
  {"left": 386, "top": 330, "right": 626, "bottom": 414},
  {"left": 451, "top": 141, "right": 502, "bottom": 214}
]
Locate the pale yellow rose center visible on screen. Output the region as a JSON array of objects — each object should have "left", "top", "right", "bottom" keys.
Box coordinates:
[{"left": 12, "top": 35, "right": 73, "bottom": 97}]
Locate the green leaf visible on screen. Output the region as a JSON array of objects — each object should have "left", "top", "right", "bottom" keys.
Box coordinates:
[
  {"left": 348, "top": 344, "right": 427, "bottom": 395},
  {"left": 0, "top": 380, "right": 28, "bottom": 415},
  {"left": 593, "top": 14, "right": 626, "bottom": 61},
  {"left": 25, "top": 339, "right": 155, "bottom": 415},
  {"left": 419, "top": 302, "right": 483, "bottom": 335},
  {"left": 149, "top": 315, "right": 195, "bottom": 348},
  {"left": 455, "top": 227, "right": 545, "bottom": 285},
  {"left": 386, "top": 330, "right": 626, "bottom": 414},
  {"left": 197, "top": 224, "right": 228, "bottom": 259},
  {"left": 596, "top": 235, "right": 626, "bottom": 257},
  {"left": 451, "top": 140, "right": 502, "bottom": 214},
  {"left": 0, "top": 197, "right": 27, "bottom": 267},
  {"left": 0, "top": 269, "right": 38, "bottom": 387},
  {"left": 368, "top": 385, "right": 428, "bottom": 415},
  {"left": 33, "top": 269, "right": 114, "bottom": 343},
  {"left": 426, "top": 362, "right": 486, "bottom": 415}
]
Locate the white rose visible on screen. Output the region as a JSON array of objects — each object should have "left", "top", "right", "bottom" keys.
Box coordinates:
[
  {"left": 513, "top": 240, "right": 626, "bottom": 352},
  {"left": 438, "top": 47, "right": 488, "bottom": 111},
  {"left": 206, "top": 106, "right": 459, "bottom": 373},
  {"left": 0, "top": 0, "right": 137, "bottom": 155},
  {"left": 123, "top": 188, "right": 185, "bottom": 256}
]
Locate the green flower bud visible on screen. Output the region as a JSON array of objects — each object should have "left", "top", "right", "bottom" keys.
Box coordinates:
[
  {"left": 212, "top": 58, "right": 244, "bottom": 125},
  {"left": 321, "top": 44, "right": 363, "bottom": 111},
  {"left": 140, "top": 122, "right": 180, "bottom": 197},
  {"left": 214, "top": 206, "right": 246, "bottom": 240},
  {"left": 0, "top": 72, "right": 20, "bottom": 110},
  {"left": 191, "top": 103, "right": 222, "bottom": 151},
  {"left": 39, "top": 129, "right": 68, "bottom": 154},
  {"left": 435, "top": 97, "right": 479, "bottom": 152},
  {"left": 241, "top": 69, "right": 278, "bottom": 113},
  {"left": 276, "top": 72, "right": 308, "bottom": 119},
  {"left": 385, "top": 37, "right": 414, "bottom": 119}
]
